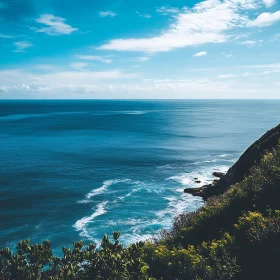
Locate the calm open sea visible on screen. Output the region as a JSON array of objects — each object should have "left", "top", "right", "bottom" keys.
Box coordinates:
[{"left": 0, "top": 100, "right": 279, "bottom": 254}]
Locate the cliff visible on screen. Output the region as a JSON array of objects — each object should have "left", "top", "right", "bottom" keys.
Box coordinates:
[{"left": 185, "top": 124, "right": 280, "bottom": 199}]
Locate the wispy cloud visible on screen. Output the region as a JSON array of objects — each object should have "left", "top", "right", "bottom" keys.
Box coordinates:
[
  {"left": 35, "top": 14, "right": 78, "bottom": 35},
  {"left": 76, "top": 55, "right": 112, "bottom": 64},
  {"left": 222, "top": 52, "right": 233, "bottom": 58},
  {"left": 136, "top": 11, "right": 151, "bottom": 19},
  {"left": 240, "top": 39, "right": 263, "bottom": 47},
  {"left": 0, "top": 68, "right": 136, "bottom": 90},
  {"left": 263, "top": 0, "right": 276, "bottom": 8},
  {"left": 134, "top": 56, "right": 150, "bottom": 62},
  {"left": 99, "top": 11, "right": 117, "bottom": 17},
  {"left": 244, "top": 63, "right": 280, "bottom": 68},
  {"left": 218, "top": 74, "right": 237, "bottom": 78},
  {"left": 217, "top": 69, "right": 280, "bottom": 79},
  {"left": 34, "top": 64, "right": 56, "bottom": 70},
  {"left": 0, "top": 68, "right": 137, "bottom": 97},
  {"left": 13, "top": 41, "right": 33, "bottom": 52},
  {"left": 0, "top": 33, "right": 14, "bottom": 38},
  {"left": 193, "top": 51, "right": 207, "bottom": 57},
  {"left": 156, "top": 6, "right": 181, "bottom": 15},
  {"left": 98, "top": 0, "right": 263, "bottom": 53},
  {"left": 70, "top": 62, "right": 88, "bottom": 69},
  {"left": 248, "top": 11, "right": 280, "bottom": 27}
]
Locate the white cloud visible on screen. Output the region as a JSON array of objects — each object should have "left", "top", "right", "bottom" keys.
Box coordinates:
[
  {"left": 0, "top": 69, "right": 136, "bottom": 90},
  {"left": 13, "top": 41, "right": 33, "bottom": 52},
  {"left": 0, "top": 86, "right": 8, "bottom": 92},
  {"left": 99, "top": 11, "right": 117, "bottom": 17},
  {"left": 134, "top": 56, "right": 150, "bottom": 62},
  {"left": 263, "top": 0, "right": 276, "bottom": 7},
  {"left": 248, "top": 11, "right": 280, "bottom": 27},
  {"left": 1, "top": 68, "right": 280, "bottom": 98},
  {"left": 217, "top": 69, "right": 280, "bottom": 79},
  {"left": 21, "top": 84, "right": 30, "bottom": 90},
  {"left": 35, "top": 64, "right": 56, "bottom": 70},
  {"left": 193, "top": 51, "right": 207, "bottom": 57},
  {"left": 70, "top": 62, "right": 88, "bottom": 69},
  {"left": 240, "top": 39, "right": 263, "bottom": 46},
  {"left": 244, "top": 63, "right": 280, "bottom": 68},
  {"left": 0, "top": 33, "right": 14, "bottom": 38},
  {"left": 35, "top": 14, "right": 78, "bottom": 35},
  {"left": 98, "top": 0, "right": 261, "bottom": 53},
  {"left": 156, "top": 6, "right": 181, "bottom": 15},
  {"left": 136, "top": 11, "right": 151, "bottom": 18},
  {"left": 218, "top": 74, "right": 237, "bottom": 78},
  {"left": 76, "top": 55, "right": 112, "bottom": 63}
]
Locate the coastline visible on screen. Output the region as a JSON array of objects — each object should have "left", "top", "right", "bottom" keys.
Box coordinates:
[{"left": 184, "top": 123, "right": 280, "bottom": 200}]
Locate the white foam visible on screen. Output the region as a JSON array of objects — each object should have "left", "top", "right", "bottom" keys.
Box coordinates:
[
  {"left": 0, "top": 111, "right": 89, "bottom": 121},
  {"left": 204, "top": 159, "right": 217, "bottom": 163},
  {"left": 124, "top": 111, "right": 146, "bottom": 115},
  {"left": 82, "top": 179, "right": 131, "bottom": 201},
  {"left": 167, "top": 163, "right": 230, "bottom": 189},
  {"left": 154, "top": 193, "right": 204, "bottom": 229},
  {"left": 100, "top": 111, "right": 146, "bottom": 116},
  {"left": 191, "top": 161, "right": 201, "bottom": 165},
  {"left": 219, "top": 154, "right": 230, "bottom": 157},
  {"left": 167, "top": 173, "right": 212, "bottom": 187},
  {"left": 74, "top": 201, "right": 108, "bottom": 239},
  {"left": 120, "top": 233, "right": 154, "bottom": 245},
  {"left": 77, "top": 199, "right": 93, "bottom": 204}
]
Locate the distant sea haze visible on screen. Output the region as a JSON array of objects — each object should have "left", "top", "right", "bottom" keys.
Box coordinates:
[{"left": 0, "top": 100, "right": 279, "bottom": 255}]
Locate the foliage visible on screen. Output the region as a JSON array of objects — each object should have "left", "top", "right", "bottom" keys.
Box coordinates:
[
  {"left": 0, "top": 234, "right": 151, "bottom": 280},
  {"left": 1, "top": 145, "right": 280, "bottom": 279}
]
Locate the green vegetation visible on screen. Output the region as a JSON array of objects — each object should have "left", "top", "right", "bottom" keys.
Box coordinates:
[{"left": 1, "top": 145, "right": 280, "bottom": 279}]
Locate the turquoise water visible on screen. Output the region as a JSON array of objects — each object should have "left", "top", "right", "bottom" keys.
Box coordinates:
[{"left": 0, "top": 100, "right": 279, "bottom": 254}]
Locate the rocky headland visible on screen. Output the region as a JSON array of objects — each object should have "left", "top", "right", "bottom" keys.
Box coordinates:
[{"left": 185, "top": 124, "right": 280, "bottom": 200}]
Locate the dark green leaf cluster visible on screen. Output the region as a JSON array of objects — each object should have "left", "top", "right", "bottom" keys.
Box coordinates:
[{"left": 0, "top": 234, "right": 152, "bottom": 280}]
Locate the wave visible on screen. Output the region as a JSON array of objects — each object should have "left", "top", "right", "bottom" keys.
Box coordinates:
[
  {"left": 167, "top": 164, "right": 229, "bottom": 188},
  {"left": 219, "top": 154, "right": 231, "bottom": 157},
  {"left": 0, "top": 110, "right": 146, "bottom": 121},
  {"left": 74, "top": 201, "right": 108, "bottom": 239},
  {"left": 154, "top": 194, "right": 203, "bottom": 229},
  {"left": 120, "top": 233, "right": 154, "bottom": 246},
  {"left": 122, "top": 111, "right": 146, "bottom": 115},
  {"left": 0, "top": 111, "right": 90, "bottom": 121},
  {"left": 78, "top": 179, "right": 131, "bottom": 203},
  {"left": 204, "top": 159, "right": 217, "bottom": 163}
]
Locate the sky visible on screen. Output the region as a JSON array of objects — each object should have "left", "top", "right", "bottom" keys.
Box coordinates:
[{"left": 0, "top": 0, "right": 280, "bottom": 99}]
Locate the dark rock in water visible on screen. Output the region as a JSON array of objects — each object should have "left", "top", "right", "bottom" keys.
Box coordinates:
[
  {"left": 194, "top": 178, "right": 198, "bottom": 180},
  {"left": 212, "top": 172, "right": 225, "bottom": 178},
  {"left": 195, "top": 180, "right": 201, "bottom": 183},
  {"left": 184, "top": 187, "right": 205, "bottom": 196},
  {"left": 186, "top": 124, "right": 280, "bottom": 200}
]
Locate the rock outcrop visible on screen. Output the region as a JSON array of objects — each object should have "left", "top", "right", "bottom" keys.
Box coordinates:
[
  {"left": 212, "top": 172, "right": 225, "bottom": 178},
  {"left": 185, "top": 124, "right": 280, "bottom": 200}
]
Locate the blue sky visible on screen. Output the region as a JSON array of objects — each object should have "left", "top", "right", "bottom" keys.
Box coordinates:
[{"left": 0, "top": 0, "right": 280, "bottom": 99}]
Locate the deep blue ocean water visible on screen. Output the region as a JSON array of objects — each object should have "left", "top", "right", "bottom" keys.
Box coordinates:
[{"left": 0, "top": 100, "right": 279, "bottom": 254}]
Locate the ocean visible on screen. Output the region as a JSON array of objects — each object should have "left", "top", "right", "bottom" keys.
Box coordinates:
[{"left": 0, "top": 99, "right": 279, "bottom": 254}]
